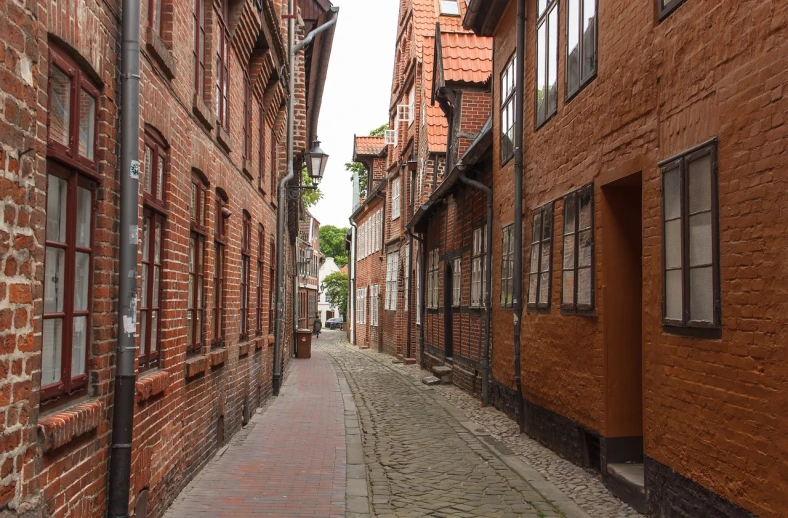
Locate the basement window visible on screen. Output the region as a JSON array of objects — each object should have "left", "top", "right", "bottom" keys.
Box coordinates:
[{"left": 660, "top": 140, "right": 721, "bottom": 335}]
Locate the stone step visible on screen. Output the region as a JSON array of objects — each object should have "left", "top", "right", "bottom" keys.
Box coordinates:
[
  {"left": 431, "top": 365, "right": 453, "bottom": 384},
  {"left": 403, "top": 358, "right": 417, "bottom": 365},
  {"left": 606, "top": 463, "right": 646, "bottom": 514},
  {"left": 422, "top": 376, "right": 441, "bottom": 386}
]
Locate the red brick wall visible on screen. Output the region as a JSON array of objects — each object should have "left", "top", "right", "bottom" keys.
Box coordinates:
[
  {"left": 352, "top": 198, "right": 385, "bottom": 351},
  {"left": 484, "top": 0, "right": 788, "bottom": 515}
]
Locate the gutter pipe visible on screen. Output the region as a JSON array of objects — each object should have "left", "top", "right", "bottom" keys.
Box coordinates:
[
  {"left": 273, "top": 2, "right": 339, "bottom": 395},
  {"left": 108, "top": 0, "right": 141, "bottom": 516},
  {"left": 458, "top": 167, "right": 493, "bottom": 407},
  {"left": 513, "top": 0, "right": 526, "bottom": 433}
]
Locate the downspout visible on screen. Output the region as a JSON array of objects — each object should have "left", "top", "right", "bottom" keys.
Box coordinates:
[
  {"left": 458, "top": 167, "right": 493, "bottom": 407},
  {"left": 273, "top": 2, "right": 339, "bottom": 395},
  {"left": 513, "top": 0, "right": 527, "bottom": 433},
  {"left": 349, "top": 221, "right": 357, "bottom": 344},
  {"left": 108, "top": 0, "right": 141, "bottom": 516}
]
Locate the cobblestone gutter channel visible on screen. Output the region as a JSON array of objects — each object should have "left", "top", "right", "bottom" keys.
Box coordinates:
[
  {"left": 323, "top": 336, "right": 642, "bottom": 518},
  {"left": 322, "top": 338, "right": 589, "bottom": 518}
]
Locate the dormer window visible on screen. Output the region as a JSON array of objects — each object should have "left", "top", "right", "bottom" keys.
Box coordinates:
[{"left": 440, "top": 0, "right": 460, "bottom": 15}]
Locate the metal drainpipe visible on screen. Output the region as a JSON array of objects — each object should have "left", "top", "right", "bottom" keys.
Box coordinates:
[
  {"left": 273, "top": 0, "right": 297, "bottom": 396},
  {"left": 349, "top": 221, "right": 357, "bottom": 344},
  {"left": 108, "top": 0, "right": 141, "bottom": 516},
  {"left": 513, "top": 0, "right": 527, "bottom": 433},
  {"left": 458, "top": 167, "right": 493, "bottom": 407}
]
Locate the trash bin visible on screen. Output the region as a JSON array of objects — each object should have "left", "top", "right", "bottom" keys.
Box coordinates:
[{"left": 296, "top": 329, "right": 312, "bottom": 359}]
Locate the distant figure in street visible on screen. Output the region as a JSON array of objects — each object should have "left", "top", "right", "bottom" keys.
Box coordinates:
[{"left": 313, "top": 314, "right": 322, "bottom": 339}]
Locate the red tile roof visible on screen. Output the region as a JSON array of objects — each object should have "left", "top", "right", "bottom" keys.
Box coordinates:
[
  {"left": 438, "top": 32, "right": 492, "bottom": 85},
  {"left": 421, "top": 35, "right": 449, "bottom": 153},
  {"left": 412, "top": 0, "right": 468, "bottom": 57},
  {"left": 354, "top": 136, "right": 386, "bottom": 157}
]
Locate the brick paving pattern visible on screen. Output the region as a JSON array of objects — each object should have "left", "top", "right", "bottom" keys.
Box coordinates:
[
  {"left": 323, "top": 334, "right": 568, "bottom": 518},
  {"left": 164, "top": 348, "right": 346, "bottom": 517}
]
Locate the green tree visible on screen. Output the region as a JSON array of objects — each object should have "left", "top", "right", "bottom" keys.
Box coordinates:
[
  {"left": 319, "top": 225, "right": 350, "bottom": 267},
  {"left": 346, "top": 123, "right": 389, "bottom": 199},
  {"left": 323, "top": 271, "right": 349, "bottom": 320},
  {"left": 302, "top": 164, "right": 323, "bottom": 209}
]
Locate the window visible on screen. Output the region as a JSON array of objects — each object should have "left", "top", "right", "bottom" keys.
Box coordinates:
[
  {"left": 562, "top": 185, "right": 594, "bottom": 311},
  {"left": 471, "top": 225, "right": 487, "bottom": 307},
  {"left": 213, "top": 193, "right": 228, "bottom": 344},
  {"left": 259, "top": 106, "right": 266, "bottom": 191},
  {"left": 661, "top": 141, "right": 720, "bottom": 331},
  {"left": 150, "top": 0, "right": 163, "bottom": 34},
  {"left": 386, "top": 251, "right": 400, "bottom": 310},
  {"left": 270, "top": 124, "right": 278, "bottom": 194},
  {"left": 528, "top": 203, "right": 554, "bottom": 309},
  {"left": 536, "top": 0, "right": 559, "bottom": 127},
  {"left": 501, "top": 54, "right": 517, "bottom": 163},
  {"left": 427, "top": 249, "right": 440, "bottom": 308},
  {"left": 439, "top": 0, "right": 460, "bottom": 15},
  {"left": 243, "top": 74, "right": 252, "bottom": 161},
  {"left": 240, "top": 212, "right": 251, "bottom": 340},
  {"left": 566, "top": 0, "right": 597, "bottom": 99},
  {"left": 187, "top": 173, "right": 208, "bottom": 353},
  {"left": 408, "top": 88, "right": 416, "bottom": 127},
  {"left": 193, "top": 0, "right": 206, "bottom": 96},
  {"left": 215, "top": 0, "right": 230, "bottom": 128},
  {"left": 500, "top": 225, "right": 515, "bottom": 308},
  {"left": 416, "top": 255, "right": 422, "bottom": 323},
  {"left": 370, "top": 285, "right": 380, "bottom": 326},
  {"left": 404, "top": 243, "right": 410, "bottom": 309},
  {"left": 657, "top": 0, "right": 688, "bottom": 20},
  {"left": 139, "top": 133, "right": 167, "bottom": 371},
  {"left": 356, "top": 288, "right": 367, "bottom": 324},
  {"left": 391, "top": 177, "right": 401, "bottom": 220},
  {"left": 452, "top": 258, "right": 462, "bottom": 307},
  {"left": 269, "top": 240, "right": 275, "bottom": 333},
  {"left": 43, "top": 46, "right": 99, "bottom": 407}
]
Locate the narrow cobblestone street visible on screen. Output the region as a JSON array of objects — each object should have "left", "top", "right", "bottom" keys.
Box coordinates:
[{"left": 165, "top": 330, "right": 640, "bottom": 517}]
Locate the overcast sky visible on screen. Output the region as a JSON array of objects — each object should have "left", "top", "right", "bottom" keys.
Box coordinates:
[{"left": 309, "top": 0, "right": 398, "bottom": 230}]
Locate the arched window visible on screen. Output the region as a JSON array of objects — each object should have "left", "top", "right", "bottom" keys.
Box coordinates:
[
  {"left": 256, "top": 224, "right": 264, "bottom": 335},
  {"left": 215, "top": 0, "right": 230, "bottom": 128},
  {"left": 268, "top": 239, "right": 276, "bottom": 333},
  {"left": 187, "top": 171, "right": 209, "bottom": 353},
  {"left": 240, "top": 211, "right": 252, "bottom": 340},
  {"left": 193, "top": 0, "right": 206, "bottom": 95},
  {"left": 42, "top": 46, "right": 100, "bottom": 409},
  {"left": 213, "top": 190, "right": 229, "bottom": 345}
]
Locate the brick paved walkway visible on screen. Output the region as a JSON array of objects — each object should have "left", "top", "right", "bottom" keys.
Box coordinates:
[{"left": 164, "top": 347, "right": 347, "bottom": 517}]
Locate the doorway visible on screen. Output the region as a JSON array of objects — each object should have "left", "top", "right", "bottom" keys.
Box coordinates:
[
  {"left": 601, "top": 172, "right": 645, "bottom": 510},
  {"left": 444, "top": 262, "right": 454, "bottom": 360}
]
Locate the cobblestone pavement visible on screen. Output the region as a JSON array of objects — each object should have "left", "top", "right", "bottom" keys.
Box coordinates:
[
  {"left": 164, "top": 347, "right": 347, "bottom": 517},
  {"left": 321, "top": 332, "right": 585, "bottom": 518},
  {"left": 351, "top": 341, "right": 643, "bottom": 518}
]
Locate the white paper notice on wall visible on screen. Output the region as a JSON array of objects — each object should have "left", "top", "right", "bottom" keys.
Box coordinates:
[{"left": 130, "top": 225, "right": 139, "bottom": 245}]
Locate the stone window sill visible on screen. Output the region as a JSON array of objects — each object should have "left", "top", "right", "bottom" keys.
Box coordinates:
[
  {"left": 185, "top": 354, "right": 210, "bottom": 379},
  {"left": 135, "top": 370, "right": 169, "bottom": 403},
  {"left": 238, "top": 341, "right": 250, "bottom": 357},
  {"left": 242, "top": 159, "right": 254, "bottom": 181},
  {"left": 192, "top": 94, "right": 216, "bottom": 131},
  {"left": 268, "top": 334, "right": 275, "bottom": 346},
  {"left": 145, "top": 26, "right": 176, "bottom": 79},
  {"left": 38, "top": 399, "right": 104, "bottom": 453},
  {"left": 210, "top": 348, "right": 228, "bottom": 368},
  {"left": 217, "top": 125, "right": 232, "bottom": 152}
]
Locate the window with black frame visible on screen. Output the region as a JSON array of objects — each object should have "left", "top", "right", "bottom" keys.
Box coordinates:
[
  {"left": 528, "top": 203, "right": 554, "bottom": 310},
  {"left": 661, "top": 141, "right": 720, "bottom": 333},
  {"left": 501, "top": 54, "right": 517, "bottom": 163},
  {"left": 566, "top": 0, "right": 597, "bottom": 99},
  {"left": 536, "top": 0, "right": 559, "bottom": 127},
  {"left": 562, "top": 185, "right": 594, "bottom": 312},
  {"left": 500, "top": 225, "right": 515, "bottom": 308}
]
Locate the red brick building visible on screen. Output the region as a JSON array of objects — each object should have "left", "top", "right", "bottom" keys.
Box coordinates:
[
  {"left": 0, "top": 0, "right": 335, "bottom": 516},
  {"left": 297, "top": 212, "right": 321, "bottom": 332}
]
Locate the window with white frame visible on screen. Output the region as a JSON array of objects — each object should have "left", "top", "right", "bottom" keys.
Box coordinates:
[
  {"left": 452, "top": 258, "right": 462, "bottom": 307},
  {"left": 501, "top": 54, "right": 517, "bottom": 163},
  {"left": 370, "top": 285, "right": 380, "bottom": 326},
  {"left": 386, "top": 251, "right": 399, "bottom": 310},
  {"left": 391, "top": 178, "right": 401, "bottom": 220},
  {"left": 427, "top": 249, "right": 440, "bottom": 308},
  {"left": 440, "top": 0, "right": 460, "bottom": 15},
  {"left": 408, "top": 88, "right": 416, "bottom": 126},
  {"left": 471, "top": 225, "right": 487, "bottom": 307},
  {"left": 356, "top": 287, "right": 367, "bottom": 324}
]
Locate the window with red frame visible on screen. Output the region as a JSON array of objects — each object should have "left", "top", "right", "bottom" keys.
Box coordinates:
[
  {"left": 188, "top": 173, "right": 208, "bottom": 353},
  {"left": 213, "top": 192, "right": 228, "bottom": 345},
  {"left": 243, "top": 74, "right": 252, "bottom": 162},
  {"left": 256, "top": 224, "right": 264, "bottom": 335},
  {"left": 193, "top": 0, "right": 206, "bottom": 96},
  {"left": 270, "top": 124, "right": 277, "bottom": 195},
  {"left": 43, "top": 46, "right": 99, "bottom": 409},
  {"left": 140, "top": 132, "right": 168, "bottom": 372},
  {"left": 258, "top": 105, "right": 266, "bottom": 192},
  {"left": 269, "top": 240, "right": 275, "bottom": 333},
  {"left": 150, "top": 0, "right": 163, "bottom": 34},
  {"left": 214, "top": 0, "right": 230, "bottom": 128},
  {"left": 240, "top": 211, "right": 252, "bottom": 340}
]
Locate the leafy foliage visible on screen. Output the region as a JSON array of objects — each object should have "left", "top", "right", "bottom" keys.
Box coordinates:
[
  {"left": 319, "top": 225, "right": 350, "bottom": 267},
  {"left": 346, "top": 123, "right": 389, "bottom": 199},
  {"left": 302, "top": 164, "right": 323, "bottom": 209},
  {"left": 323, "top": 271, "right": 349, "bottom": 319}
]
